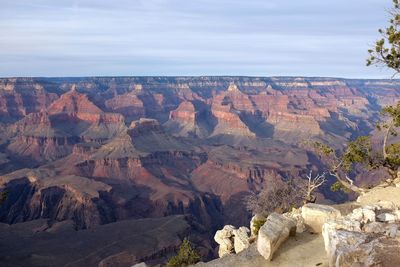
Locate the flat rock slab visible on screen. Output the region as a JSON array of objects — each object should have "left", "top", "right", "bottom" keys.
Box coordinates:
[{"left": 302, "top": 203, "right": 341, "bottom": 233}]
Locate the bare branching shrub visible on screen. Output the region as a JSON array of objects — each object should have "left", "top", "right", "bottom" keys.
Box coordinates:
[
  {"left": 302, "top": 171, "right": 327, "bottom": 204},
  {"left": 244, "top": 179, "right": 304, "bottom": 215},
  {"left": 245, "top": 172, "right": 327, "bottom": 216}
]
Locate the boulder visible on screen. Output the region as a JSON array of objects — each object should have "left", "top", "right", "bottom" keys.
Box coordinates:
[
  {"left": 257, "top": 212, "right": 296, "bottom": 261},
  {"left": 232, "top": 227, "right": 250, "bottom": 253},
  {"left": 363, "top": 222, "right": 387, "bottom": 234},
  {"left": 302, "top": 203, "right": 341, "bottom": 233},
  {"left": 376, "top": 213, "right": 397, "bottom": 223},
  {"left": 384, "top": 224, "right": 399, "bottom": 238},
  {"left": 348, "top": 207, "right": 375, "bottom": 224},
  {"left": 214, "top": 225, "right": 236, "bottom": 257}
]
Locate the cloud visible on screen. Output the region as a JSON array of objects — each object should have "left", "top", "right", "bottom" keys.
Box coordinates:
[{"left": 0, "top": 0, "right": 394, "bottom": 78}]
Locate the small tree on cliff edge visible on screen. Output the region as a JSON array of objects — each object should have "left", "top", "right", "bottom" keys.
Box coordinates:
[
  {"left": 166, "top": 238, "right": 200, "bottom": 267},
  {"left": 313, "top": 105, "right": 399, "bottom": 195}
]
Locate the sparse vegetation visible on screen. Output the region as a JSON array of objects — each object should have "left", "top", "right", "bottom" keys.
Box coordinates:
[
  {"left": 313, "top": 104, "right": 400, "bottom": 194},
  {"left": 302, "top": 171, "right": 327, "bottom": 204},
  {"left": 378, "top": 103, "right": 400, "bottom": 180},
  {"left": 366, "top": 0, "right": 400, "bottom": 186},
  {"left": 252, "top": 219, "right": 266, "bottom": 236},
  {"left": 0, "top": 190, "right": 7, "bottom": 205},
  {"left": 244, "top": 179, "right": 304, "bottom": 216},
  {"left": 166, "top": 238, "right": 200, "bottom": 267},
  {"left": 245, "top": 171, "right": 328, "bottom": 217},
  {"left": 313, "top": 136, "right": 372, "bottom": 194}
]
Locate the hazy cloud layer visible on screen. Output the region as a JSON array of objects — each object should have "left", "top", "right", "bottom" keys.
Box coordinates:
[{"left": 0, "top": 0, "right": 394, "bottom": 78}]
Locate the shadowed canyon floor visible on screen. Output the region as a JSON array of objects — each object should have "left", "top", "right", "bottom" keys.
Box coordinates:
[{"left": 0, "top": 216, "right": 189, "bottom": 267}]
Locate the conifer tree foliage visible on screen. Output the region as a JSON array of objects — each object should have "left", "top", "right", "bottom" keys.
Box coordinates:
[
  {"left": 166, "top": 238, "right": 200, "bottom": 267},
  {"left": 367, "top": 0, "right": 400, "bottom": 75},
  {"left": 366, "top": 0, "right": 400, "bottom": 184},
  {"left": 312, "top": 103, "right": 400, "bottom": 195}
]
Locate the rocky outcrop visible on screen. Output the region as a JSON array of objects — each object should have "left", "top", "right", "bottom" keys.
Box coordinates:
[
  {"left": 214, "top": 225, "right": 251, "bottom": 257},
  {"left": 257, "top": 212, "right": 296, "bottom": 261},
  {"left": 214, "top": 225, "right": 236, "bottom": 257}
]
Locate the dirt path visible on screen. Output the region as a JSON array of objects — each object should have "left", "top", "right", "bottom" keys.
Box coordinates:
[
  {"left": 197, "top": 232, "right": 327, "bottom": 267},
  {"left": 357, "top": 186, "right": 400, "bottom": 207}
]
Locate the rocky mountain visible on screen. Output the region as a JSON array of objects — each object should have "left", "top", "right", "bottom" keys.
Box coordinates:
[{"left": 0, "top": 76, "right": 399, "bottom": 265}]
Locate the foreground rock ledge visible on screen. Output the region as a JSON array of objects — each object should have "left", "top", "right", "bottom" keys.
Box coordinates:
[
  {"left": 257, "top": 212, "right": 296, "bottom": 261},
  {"left": 323, "top": 201, "right": 400, "bottom": 267}
]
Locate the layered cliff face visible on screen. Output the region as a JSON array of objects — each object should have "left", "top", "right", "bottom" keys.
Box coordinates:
[
  {"left": 105, "top": 91, "right": 145, "bottom": 119},
  {"left": 165, "top": 101, "right": 199, "bottom": 137},
  {"left": 210, "top": 93, "right": 256, "bottom": 138},
  {"left": 0, "top": 169, "right": 112, "bottom": 228},
  {"left": 7, "top": 111, "right": 76, "bottom": 162},
  {"left": 0, "top": 76, "right": 399, "bottom": 264},
  {"left": 6, "top": 87, "right": 128, "bottom": 162},
  {"left": 0, "top": 79, "right": 59, "bottom": 121}
]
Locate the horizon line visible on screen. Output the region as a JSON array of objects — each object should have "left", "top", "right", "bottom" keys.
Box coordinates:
[{"left": 0, "top": 75, "right": 398, "bottom": 81}]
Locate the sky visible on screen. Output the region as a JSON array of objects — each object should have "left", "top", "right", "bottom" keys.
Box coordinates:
[{"left": 0, "top": 0, "right": 395, "bottom": 78}]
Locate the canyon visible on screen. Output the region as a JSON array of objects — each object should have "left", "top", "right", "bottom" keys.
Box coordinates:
[{"left": 0, "top": 76, "right": 399, "bottom": 266}]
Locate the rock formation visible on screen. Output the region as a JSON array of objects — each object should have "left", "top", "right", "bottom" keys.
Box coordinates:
[
  {"left": 214, "top": 225, "right": 251, "bottom": 257},
  {"left": 165, "top": 101, "right": 198, "bottom": 136},
  {"left": 214, "top": 225, "right": 236, "bottom": 257},
  {"left": 105, "top": 91, "right": 145, "bottom": 119},
  {"left": 210, "top": 95, "right": 255, "bottom": 137}
]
